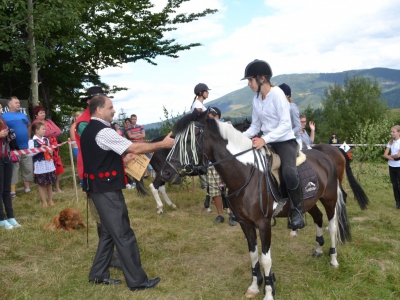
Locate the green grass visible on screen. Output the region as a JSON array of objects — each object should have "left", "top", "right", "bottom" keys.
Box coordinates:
[{"left": 2, "top": 160, "right": 400, "bottom": 300}]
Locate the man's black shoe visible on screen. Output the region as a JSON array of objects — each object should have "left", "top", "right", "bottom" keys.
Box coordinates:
[
  {"left": 89, "top": 278, "right": 122, "bottom": 285},
  {"left": 130, "top": 277, "right": 161, "bottom": 291}
]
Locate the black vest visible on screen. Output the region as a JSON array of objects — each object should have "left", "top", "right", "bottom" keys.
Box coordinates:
[{"left": 81, "top": 119, "right": 125, "bottom": 193}]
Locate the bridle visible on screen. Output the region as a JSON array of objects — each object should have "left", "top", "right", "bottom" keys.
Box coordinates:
[
  {"left": 166, "top": 121, "right": 209, "bottom": 177},
  {"left": 166, "top": 119, "right": 274, "bottom": 225},
  {"left": 166, "top": 120, "right": 259, "bottom": 197}
]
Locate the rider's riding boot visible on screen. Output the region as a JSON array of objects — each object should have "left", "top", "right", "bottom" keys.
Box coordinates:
[{"left": 287, "top": 184, "right": 305, "bottom": 230}]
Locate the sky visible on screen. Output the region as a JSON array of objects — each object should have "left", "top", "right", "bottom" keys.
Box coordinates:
[{"left": 99, "top": 0, "right": 400, "bottom": 125}]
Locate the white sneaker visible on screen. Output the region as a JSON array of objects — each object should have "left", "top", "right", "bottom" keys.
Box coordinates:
[
  {"left": 0, "top": 220, "right": 13, "bottom": 230},
  {"left": 126, "top": 184, "right": 134, "bottom": 189}
]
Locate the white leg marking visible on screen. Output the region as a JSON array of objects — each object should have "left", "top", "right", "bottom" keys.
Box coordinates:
[
  {"left": 313, "top": 225, "right": 323, "bottom": 257},
  {"left": 328, "top": 213, "right": 339, "bottom": 267},
  {"left": 158, "top": 185, "right": 176, "bottom": 208},
  {"left": 149, "top": 183, "right": 163, "bottom": 214},
  {"left": 289, "top": 230, "right": 298, "bottom": 237},
  {"left": 261, "top": 251, "right": 274, "bottom": 300},
  {"left": 245, "top": 246, "right": 260, "bottom": 298}
]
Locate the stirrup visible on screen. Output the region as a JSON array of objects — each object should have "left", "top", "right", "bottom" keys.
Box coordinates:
[{"left": 287, "top": 209, "right": 305, "bottom": 230}]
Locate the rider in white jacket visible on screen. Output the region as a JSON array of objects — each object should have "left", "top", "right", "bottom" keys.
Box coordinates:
[{"left": 242, "top": 59, "right": 304, "bottom": 230}]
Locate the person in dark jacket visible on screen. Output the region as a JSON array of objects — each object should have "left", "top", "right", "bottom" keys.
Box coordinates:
[{"left": 81, "top": 95, "right": 174, "bottom": 291}]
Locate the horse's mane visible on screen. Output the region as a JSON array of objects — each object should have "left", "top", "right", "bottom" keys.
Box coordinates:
[
  {"left": 172, "top": 110, "right": 206, "bottom": 135},
  {"left": 207, "top": 118, "right": 252, "bottom": 151},
  {"left": 151, "top": 135, "right": 166, "bottom": 143}
]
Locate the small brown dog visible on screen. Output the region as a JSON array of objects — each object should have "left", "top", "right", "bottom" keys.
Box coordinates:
[{"left": 45, "top": 208, "right": 87, "bottom": 232}]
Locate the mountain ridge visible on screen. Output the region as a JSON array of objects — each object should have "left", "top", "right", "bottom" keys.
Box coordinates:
[{"left": 144, "top": 67, "right": 400, "bottom": 129}]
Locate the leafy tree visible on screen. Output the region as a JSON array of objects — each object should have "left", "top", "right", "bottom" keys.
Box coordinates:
[
  {"left": 0, "top": 0, "right": 217, "bottom": 126},
  {"left": 159, "top": 105, "right": 185, "bottom": 135},
  {"left": 320, "top": 75, "right": 388, "bottom": 143},
  {"left": 114, "top": 108, "right": 128, "bottom": 127},
  {"left": 350, "top": 117, "right": 392, "bottom": 183}
]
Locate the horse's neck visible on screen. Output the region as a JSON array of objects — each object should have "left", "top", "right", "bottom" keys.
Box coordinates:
[{"left": 206, "top": 121, "right": 263, "bottom": 190}]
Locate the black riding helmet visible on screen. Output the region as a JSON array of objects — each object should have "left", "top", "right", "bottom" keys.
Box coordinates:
[
  {"left": 194, "top": 83, "right": 211, "bottom": 101},
  {"left": 241, "top": 60, "right": 273, "bottom": 96}
]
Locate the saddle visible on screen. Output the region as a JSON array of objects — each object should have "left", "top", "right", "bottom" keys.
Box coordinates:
[{"left": 264, "top": 145, "right": 318, "bottom": 202}]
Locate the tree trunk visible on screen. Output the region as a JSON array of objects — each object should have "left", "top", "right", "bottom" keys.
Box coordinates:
[{"left": 27, "top": 0, "right": 39, "bottom": 106}]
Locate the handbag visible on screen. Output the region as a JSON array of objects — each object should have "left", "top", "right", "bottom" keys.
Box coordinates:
[{"left": 11, "top": 153, "right": 19, "bottom": 162}]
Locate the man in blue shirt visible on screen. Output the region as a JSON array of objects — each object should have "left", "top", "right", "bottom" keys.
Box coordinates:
[{"left": 2, "top": 97, "right": 33, "bottom": 196}]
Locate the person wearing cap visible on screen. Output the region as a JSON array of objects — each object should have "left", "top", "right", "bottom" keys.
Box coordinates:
[
  {"left": 81, "top": 95, "right": 174, "bottom": 291},
  {"left": 192, "top": 83, "right": 210, "bottom": 190},
  {"left": 241, "top": 59, "right": 304, "bottom": 231},
  {"left": 279, "top": 83, "right": 302, "bottom": 150},
  {"left": 191, "top": 83, "right": 210, "bottom": 112}
]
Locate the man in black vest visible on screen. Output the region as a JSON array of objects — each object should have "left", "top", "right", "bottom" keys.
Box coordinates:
[{"left": 81, "top": 95, "right": 174, "bottom": 291}]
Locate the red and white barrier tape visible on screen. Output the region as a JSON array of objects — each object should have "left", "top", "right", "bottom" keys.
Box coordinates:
[{"left": 11, "top": 139, "right": 76, "bottom": 156}]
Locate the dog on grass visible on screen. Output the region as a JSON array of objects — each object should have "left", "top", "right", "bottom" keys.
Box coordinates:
[{"left": 45, "top": 208, "right": 87, "bottom": 232}]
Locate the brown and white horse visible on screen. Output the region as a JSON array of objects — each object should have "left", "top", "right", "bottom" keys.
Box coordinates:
[{"left": 162, "top": 109, "right": 351, "bottom": 300}]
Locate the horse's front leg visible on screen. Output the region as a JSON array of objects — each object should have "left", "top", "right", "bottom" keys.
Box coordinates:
[
  {"left": 158, "top": 184, "right": 177, "bottom": 208},
  {"left": 240, "top": 224, "right": 263, "bottom": 298},
  {"left": 149, "top": 183, "right": 164, "bottom": 214},
  {"left": 259, "top": 219, "right": 275, "bottom": 300}
]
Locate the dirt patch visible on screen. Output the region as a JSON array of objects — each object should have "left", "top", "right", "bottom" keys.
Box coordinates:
[{"left": 351, "top": 216, "right": 370, "bottom": 222}]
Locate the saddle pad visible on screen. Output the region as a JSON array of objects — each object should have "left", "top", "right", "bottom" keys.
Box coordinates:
[
  {"left": 269, "top": 161, "right": 318, "bottom": 203},
  {"left": 297, "top": 160, "right": 318, "bottom": 200}
]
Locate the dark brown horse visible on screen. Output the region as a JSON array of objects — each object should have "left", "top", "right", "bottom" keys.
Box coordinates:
[
  {"left": 312, "top": 143, "right": 369, "bottom": 210},
  {"left": 162, "top": 109, "right": 351, "bottom": 300}
]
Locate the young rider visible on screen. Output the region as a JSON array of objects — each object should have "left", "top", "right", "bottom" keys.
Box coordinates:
[
  {"left": 191, "top": 83, "right": 210, "bottom": 113},
  {"left": 241, "top": 59, "right": 304, "bottom": 230}
]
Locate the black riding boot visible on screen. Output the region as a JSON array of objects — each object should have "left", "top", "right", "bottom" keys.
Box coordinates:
[
  {"left": 395, "top": 199, "right": 400, "bottom": 209},
  {"left": 287, "top": 184, "right": 305, "bottom": 230}
]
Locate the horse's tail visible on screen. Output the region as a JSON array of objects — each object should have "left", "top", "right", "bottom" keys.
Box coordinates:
[
  {"left": 336, "top": 182, "right": 351, "bottom": 245},
  {"left": 339, "top": 148, "right": 369, "bottom": 210},
  {"left": 134, "top": 178, "right": 150, "bottom": 196}
]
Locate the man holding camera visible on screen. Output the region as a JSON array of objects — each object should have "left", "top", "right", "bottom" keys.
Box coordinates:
[{"left": 2, "top": 96, "right": 33, "bottom": 197}]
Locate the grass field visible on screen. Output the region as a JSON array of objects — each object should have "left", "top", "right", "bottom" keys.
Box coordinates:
[{"left": 1, "top": 158, "right": 400, "bottom": 300}]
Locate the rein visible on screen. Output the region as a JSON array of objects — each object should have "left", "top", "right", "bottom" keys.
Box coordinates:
[{"left": 168, "top": 120, "right": 274, "bottom": 227}]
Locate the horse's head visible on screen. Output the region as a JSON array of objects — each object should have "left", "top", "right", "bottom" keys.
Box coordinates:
[
  {"left": 233, "top": 118, "right": 252, "bottom": 132},
  {"left": 161, "top": 109, "right": 210, "bottom": 183}
]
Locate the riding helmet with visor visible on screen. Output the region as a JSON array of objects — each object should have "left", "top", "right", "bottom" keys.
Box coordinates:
[
  {"left": 241, "top": 59, "right": 273, "bottom": 95},
  {"left": 194, "top": 83, "right": 211, "bottom": 95}
]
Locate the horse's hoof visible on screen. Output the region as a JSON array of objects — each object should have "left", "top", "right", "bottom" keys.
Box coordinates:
[
  {"left": 245, "top": 289, "right": 259, "bottom": 298},
  {"left": 171, "top": 204, "right": 177, "bottom": 208},
  {"left": 312, "top": 250, "right": 323, "bottom": 257},
  {"left": 157, "top": 209, "right": 163, "bottom": 215},
  {"left": 289, "top": 230, "right": 297, "bottom": 237},
  {"left": 330, "top": 262, "right": 339, "bottom": 268}
]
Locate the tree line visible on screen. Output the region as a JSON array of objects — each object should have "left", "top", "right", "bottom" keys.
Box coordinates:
[{"left": 0, "top": 0, "right": 216, "bottom": 126}]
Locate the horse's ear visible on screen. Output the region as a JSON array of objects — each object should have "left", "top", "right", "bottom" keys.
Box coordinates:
[{"left": 198, "top": 107, "right": 210, "bottom": 123}]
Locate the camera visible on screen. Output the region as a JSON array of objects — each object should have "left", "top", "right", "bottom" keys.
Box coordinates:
[{"left": 8, "top": 128, "right": 16, "bottom": 140}]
